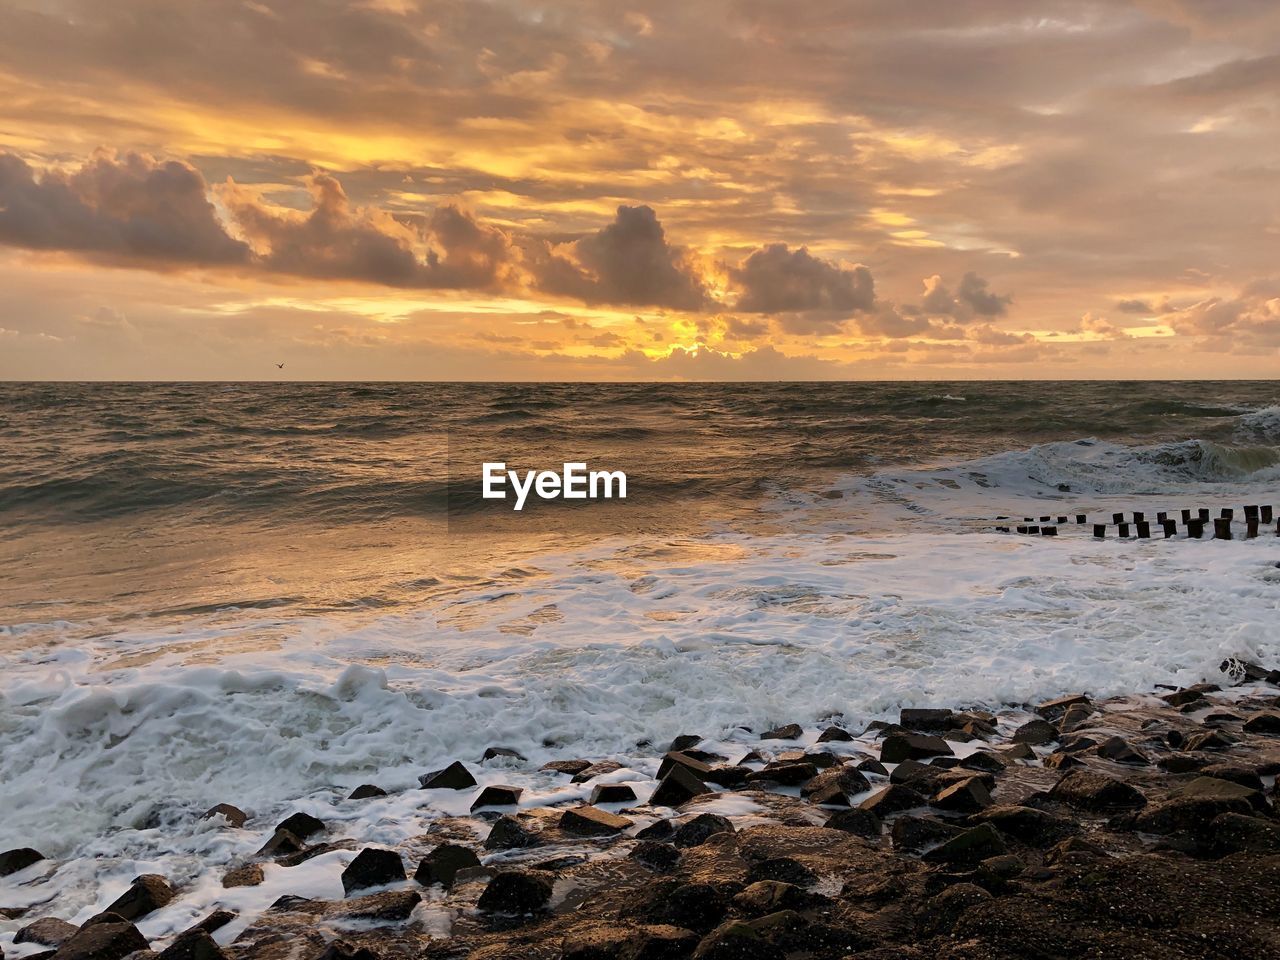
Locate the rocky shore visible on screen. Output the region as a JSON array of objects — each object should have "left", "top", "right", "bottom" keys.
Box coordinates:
[{"left": 5, "top": 660, "right": 1280, "bottom": 960}]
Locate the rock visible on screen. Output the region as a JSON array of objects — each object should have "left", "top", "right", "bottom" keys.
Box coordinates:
[
  {"left": 1048, "top": 770, "right": 1146, "bottom": 811},
  {"left": 314, "top": 941, "right": 380, "bottom": 960},
  {"left": 0, "top": 848, "right": 46, "bottom": 877},
  {"left": 703, "top": 765, "right": 752, "bottom": 788},
  {"left": 891, "top": 816, "right": 962, "bottom": 852},
  {"left": 337, "top": 889, "right": 421, "bottom": 922},
  {"left": 970, "top": 805, "right": 1079, "bottom": 847},
  {"left": 16, "top": 919, "right": 78, "bottom": 948},
  {"left": 1096, "top": 736, "right": 1150, "bottom": 765},
  {"left": 50, "top": 921, "right": 148, "bottom": 960},
  {"left": 220, "top": 864, "right": 264, "bottom": 888},
  {"left": 1058, "top": 703, "right": 1096, "bottom": 734},
  {"left": 340, "top": 848, "right": 405, "bottom": 895},
  {"left": 932, "top": 776, "right": 992, "bottom": 813},
  {"left": 1044, "top": 835, "right": 1109, "bottom": 866},
  {"left": 673, "top": 813, "right": 734, "bottom": 848},
  {"left": 960, "top": 751, "right": 1006, "bottom": 773},
  {"left": 588, "top": 783, "right": 637, "bottom": 804},
  {"left": 649, "top": 765, "right": 712, "bottom": 807},
  {"left": 189, "top": 911, "right": 234, "bottom": 936},
  {"left": 801, "top": 765, "right": 870, "bottom": 800},
  {"left": 560, "top": 805, "right": 633, "bottom": 835},
  {"left": 745, "top": 761, "right": 816, "bottom": 786},
  {"left": 1012, "top": 718, "right": 1058, "bottom": 745},
  {"left": 470, "top": 785, "right": 522, "bottom": 811},
  {"left": 857, "top": 758, "right": 889, "bottom": 776},
  {"left": 859, "top": 784, "right": 927, "bottom": 817},
  {"left": 276, "top": 813, "right": 325, "bottom": 838},
  {"left": 1159, "top": 754, "right": 1210, "bottom": 774},
  {"left": 1001, "top": 743, "right": 1037, "bottom": 761},
  {"left": 746, "top": 857, "right": 816, "bottom": 886},
  {"left": 816, "top": 725, "right": 853, "bottom": 743},
  {"left": 561, "top": 924, "right": 698, "bottom": 960},
  {"left": 669, "top": 734, "right": 704, "bottom": 751},
  {"left": 104, "top": 876, "right": 173, "bottom": 922},
  {"left": 1035, "top": 693, "right": 1091, "bottom": 719},
  {"left": 657, "top": 751, "right": 713, "bottom": 780},
  {"left": 761, "top": 723, "right": 803, "bottom": 740},
  {"left": 476, "top": 870, "right": 554, "bottom": 914},
  {"left": 1182, "top": 729, "right": 1235, "bottom": 752},
  {"left": 899, "top": 708, "right": 952, "bottom": 730},
  {"left": 923, "top": 823, "right": 1008, "bottom": 864},
  {"left": 732, "top": 881, "right": 821, "bottom": 916},
  {"left": 541, "top": 759, "right": 593, "bottom": 776},
  {"left": 200, "top": 805, "right": 246, "bottom": 829},
  {"left": 690, "top": 911, "right": 800, "bottom": 960},
  {"left": 418, "top": 761, "right": 476, "bottom": 790},
  {"left": 347, "top": 785, "right": 386, "bottom": 800},
  {"left": 414, "top": 844, "right": 479, "bottom": 889},
  {"left": 1044, "top": 753, "right": 1083, "bottom": 771},
  {"left": 572, "top": 760, "right": 624, "bottom": 783},
  {"left": 636, "top": 819, "right": 675, "bottom": 841},
  {"left": 645, "top": 883, "right": 732, "bottom": 933},
  {"left": 1210, "top": 812, "right": 1280, "bottom": 853},
  {"left": 156, "top": 928, "right": 224, "bottom": 960},
  {"left": 482, "top": 746, "right": 526, "bottom": 761},
  {"left": 1243, "top": 712, "right": 1280, "bottom": 734},
  {"left": 919, "top": 883, "right": 993, "bottom": 935},
  {"left": 256, "top": 828, "right": 306, "bottom": 858},
  {"left": 1161, "top": 688, "right": 1209, "bottom": 707},
  {"left": 880, "top": 733, "right": 953, "bottom": 764},
  {"left": 630, "top": 840, "right": 681, "bottom": 871},
  {"left": 485, "top": 815, "right": 540, "bottom": 850},
  {"left": 1198, "top": 763, "right": 1265, "bottom": 791},
  {"left": 824, "top": 808, "right": 882, "bottom": 838}
]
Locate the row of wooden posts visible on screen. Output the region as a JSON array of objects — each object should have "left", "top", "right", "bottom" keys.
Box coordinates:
[{"left": 996, "top": 505, "right": 1278, "bottom": 539}]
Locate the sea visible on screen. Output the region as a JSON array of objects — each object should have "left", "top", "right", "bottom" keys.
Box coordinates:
[{"left": 1, "top": 380, "right": 1279, "bottom": 942}]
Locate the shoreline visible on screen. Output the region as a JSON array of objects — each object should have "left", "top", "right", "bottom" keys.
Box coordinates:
[{"left": 4, "top": 662, "right": 1280, "bottom": 959}]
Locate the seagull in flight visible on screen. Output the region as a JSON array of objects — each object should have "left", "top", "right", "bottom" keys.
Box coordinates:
[{"left": 275, "top": 362, "right": 285, "bottom": 369}]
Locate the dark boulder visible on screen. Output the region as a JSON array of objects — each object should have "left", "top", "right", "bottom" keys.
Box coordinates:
[
  {"left": 649, "top": 765, "right": 712, "bottom": 808},
  {"left": 825, "top": 808, "right": 882, "bottom": 838},
  {"left": 745, "top": 857, "right": 816, "bottom": 886},
  {"left": 859, "top": 784, "right": 927, "bottom": 817},
  {"left": 156, "top": 928, "right": 224, "bottom": 960},
  {"left": 931, "top": 776, "right": 992, "bottom": 814},
  {"left": 476, "top": 870, "right": 554, "bottom": 914},
  {"left": 673, "top": 813, "right": 734, "bottom": 848},
  {"left": 560, "top": 805, "right": 633, "bottom": 836},
  {"left": 572, "top": 761, "right": 624, "bottom": 783},
  {"left": 880, "top": 733, "right": 953, "bottom": 764},
  {"left": 15, "top": 920, "right": 78, "bottom": 948},
  {"left": 745, "top": 761, "right": 815, "bottom": 786},
  {"left": 276, "top": 813, "right": 325, "bottom": 838},
  {"left": 899, "top": 708, "right": 952, "bottom": 731},
  {"left": 588, "top": 783, "right": 637, "bottom": 804},
  {"left": 891, "top": 816, "right": 962, "bottom": 852},
  {"left": 415, "top": 844, "right": 479, "bottom": 889},
  {"left": 482, "top": 746, "right": 526, "bottom": 762},
  {"left": 418, "top": 761, "right": 476, "bottom": 790},
  {"left": 816, "top": 725, "right": 853, "bottom": 743},
  {"left": 922, "top": 823, "right": 1008, "bottom": 864},
  {"left": 1011, "top": 718, "right": 1057, "bottom": 745},
  {"left": 969, "top": 805, "right": 1079, "bottom": 847},
  {"left": 761, "top": 723, "right": 803, "bottom": 740},
  {"left": 541, "top": 759, "right": 593, "bottom": 776},
  {"left": 104, "top": 875, "right": 173, "bottom": 922},
  {"left": 732, "top": 881, "right": 823, "bottom": 916},
  {"left": 347, "top": 785, "right": 386, "bottom": 800},
  {"left": 220, "top": 864, "right": 264, "bottom": 888},
  {"left": 200, "top": 805, "right": 246, "bottom": 829},
  {"left": 0, "top": 848, "right": 46, "bottom": 877},
  {"left": 629, "top": 840, "right": 681, "bottom": 871},
  {"left": 50, "top": 920, "right": 148, "bottom": 960},
  {"left": 1048, "top": 770, "right": 1146, "bottom": 811},
  {"left": 340, "top": 848, "right": 405, "bottom": 895},
  {"left": 485, "top": 815, "right": 540, "bottom": 850},
  {"left": 1096, "top": 736, "right": 1150, "bottom": 765},
  {"left": 469, "top": 784, "right": 522, "bottom": 811},
  {"left": 1243, "top": 712, "right": 1280, "bottom": 734}
]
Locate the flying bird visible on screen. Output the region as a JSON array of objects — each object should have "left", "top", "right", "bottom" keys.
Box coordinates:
[{"left": 276, "top": 362, "right": 285, "bottom": 369}]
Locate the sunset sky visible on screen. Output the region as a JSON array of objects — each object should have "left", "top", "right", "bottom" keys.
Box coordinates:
[{"left": 1, "top": 0, "right": 1278, "bottom": 380}]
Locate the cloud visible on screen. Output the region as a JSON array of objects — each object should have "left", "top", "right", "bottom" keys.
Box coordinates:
[
  {"left": 1115, "top": 298, "right": 1153, "bottom": 314},
  {"left": 535, "top": 204, "right": 708, "bottom": 310},
  {"left": 918, "top": 271, "right": 1011, "bottom": 321},
  {"left": 1080, "top": 312, "right": 1131, "bottom": 339},
  {"left": 221, "top": 173, "right": 518, "bottom": 289},
  {"left": 1163, "top": 278, "right": 1280, "bottom": 349},
  {"left": 731, "top": 244, "right": 875, "bottom": 315},
  {"left": 0, "top": 150, "right": 249, "bottom": 265}
]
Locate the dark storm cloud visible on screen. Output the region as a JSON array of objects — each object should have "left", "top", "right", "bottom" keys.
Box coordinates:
[
  {"left": 534, "top": 205, "right": 709, "bottom": 310},
  {"left": 223, "top": 173, "right": 518, "bottom": 289},
  {"left": 0, "top": 151, "right": 249, "bottom": 265},
  {"left": 731, "top": 244, "right": 875, "bottom": 315}
]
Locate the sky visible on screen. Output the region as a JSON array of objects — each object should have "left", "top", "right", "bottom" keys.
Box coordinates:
[{"left": 0, "top": 0, "right": 1278, "bottom": 380}]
